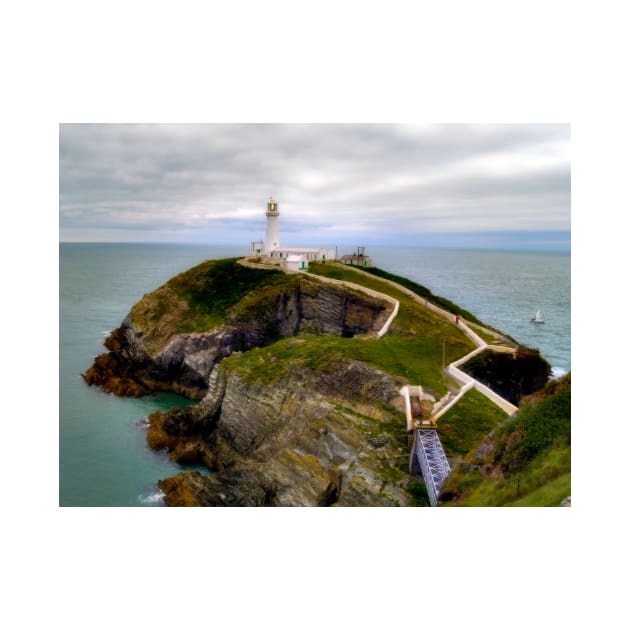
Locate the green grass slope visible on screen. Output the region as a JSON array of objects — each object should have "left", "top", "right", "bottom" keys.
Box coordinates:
[
  {"left": 165, "top": 258, "right": 291, "bottom": 331},
  {"left": 439, "top": 374, "right": 571, "bottom": 506},
  {"left": 307, "top": 262, "right": 476, "bottom": 396},
  {"left": 437, "top": 388, "right": 509, "bottom": 457},
  {"left": 128, "top": 259, "right": 294, "bottom": 352},
  {"left": 122, "top": 257, "right": 564, "bottom": 506}
]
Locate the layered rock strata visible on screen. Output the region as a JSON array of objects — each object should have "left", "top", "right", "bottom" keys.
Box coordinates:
[
  {"left": 82, "top": 265, "right": 420, "bottom": 505},
  {"left": 150, "top": 356, "right": 416, "bottom": 506},
  {"left": 84, "top": 274, "right": 390, "bottom": 399}
]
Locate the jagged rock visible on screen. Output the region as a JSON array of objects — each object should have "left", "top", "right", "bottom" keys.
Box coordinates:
[
  {"left": 82, "top": 350, "right": 151, "bottom": 397},
  {"left": 84, "top": 273, "right": 390, "bottom": 400},
  {"left": 476, "top": 443, "right": 494, "bottom": 458},
  {"left": 154, "top": 357, "right": 413, "bottom": 506},
  {"left": 157, "top": 471, "right": 226, "bottom": 507},
  {"left": 83, "top": 257, "right": 567, "bottom": 508}
]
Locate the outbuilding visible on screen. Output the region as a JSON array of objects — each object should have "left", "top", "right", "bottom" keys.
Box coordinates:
[
  {"left": 285, "top": 254, "right": 308, "bottom": 271},
  {"left": 340, "top": 248, "right": 372, "bottom": 267}
]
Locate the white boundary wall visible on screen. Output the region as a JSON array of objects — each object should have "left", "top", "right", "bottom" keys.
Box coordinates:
[
  {"left": 401, "top": 385, "right": 413, "bottom": 431},
  {"left": 239, "top": 258, "right": 518, "bottom": 421},
  {"left": 376, "top": 298, "right": 399, "bottom": 338},
  {"left": 446, "top": 355, "right": 518, "bottom": 416},
  {"left": 472, "top": 379, "right": 518, "bottom": 415}
]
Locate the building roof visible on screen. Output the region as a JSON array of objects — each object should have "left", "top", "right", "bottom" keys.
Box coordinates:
[{"left": 273, "top": 246, "right": 322, "bottom": 253}]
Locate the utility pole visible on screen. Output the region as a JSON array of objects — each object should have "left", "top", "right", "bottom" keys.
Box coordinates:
[{"left": 442, "top": 337, "right": 446, "bottom": 385}]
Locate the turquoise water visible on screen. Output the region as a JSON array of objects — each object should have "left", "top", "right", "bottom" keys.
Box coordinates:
[
  {"left": 59, "top": 244, "right": 244, "bottom": 506},
  {"left": 59, "top": 243, "right": 570, "bottom": 506}
]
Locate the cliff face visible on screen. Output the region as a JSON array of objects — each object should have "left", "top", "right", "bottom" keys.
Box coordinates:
[
  {"left": 81, "top": 256, "right": 553, "bottom": 507},
  {"left": 83, "top": 259, "right": 424, "bottom": 506},
  {"left": 83, "top": 271, "right": 390, "bottom": 399},
  {"left": 149, "top": 353, "right": 422, "bottom": 506}
]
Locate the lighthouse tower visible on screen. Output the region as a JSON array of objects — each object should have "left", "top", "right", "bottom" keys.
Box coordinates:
[{"left": 264, "top": 197, "right": 280, "bottom": 254}]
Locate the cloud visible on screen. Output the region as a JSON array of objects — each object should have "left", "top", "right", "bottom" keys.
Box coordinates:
[{"left": 59, "top": 123, "right": 570, "bottom": 245}]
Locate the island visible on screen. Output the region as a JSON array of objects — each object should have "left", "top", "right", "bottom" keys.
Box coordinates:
[{"left": 83, "top": 257, "right": 570, "bottom": 507}]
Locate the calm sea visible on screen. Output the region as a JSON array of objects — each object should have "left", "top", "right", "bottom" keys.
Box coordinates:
[{"left": 59, "top": 243, "right": 570, "bottom": 506}]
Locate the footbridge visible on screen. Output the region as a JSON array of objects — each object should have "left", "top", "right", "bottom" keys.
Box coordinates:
[{"left": 410, "top": 429, "right": 451, "bottom": 507}]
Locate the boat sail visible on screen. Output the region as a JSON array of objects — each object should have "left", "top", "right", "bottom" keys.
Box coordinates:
[{"left": 530, "top": 309, "right": 544, "bottom": 324}]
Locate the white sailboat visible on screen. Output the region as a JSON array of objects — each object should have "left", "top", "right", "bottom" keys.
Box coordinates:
[{"left": 530, "top": 309, "right": 544, "bottom": 324}]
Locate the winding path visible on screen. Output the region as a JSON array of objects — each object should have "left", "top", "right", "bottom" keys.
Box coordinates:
[
  {"left": 302, "top": 262, "right": 520, "bottom": 508},
  {"left": 240, "top": 257, "right": 517, "bottom": 417},
  {"left": 331, "top": 264, "right": 519, "bottom": 421},
  {"left": 239, "top": 258, "right": 520, "bottom": 506}
]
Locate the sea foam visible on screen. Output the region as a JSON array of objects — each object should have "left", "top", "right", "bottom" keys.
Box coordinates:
[
  {"left": 551, "top": 366, "right": 568, "bottom": 379},
  {"left": 138, "top": 489, "right": 165, "bottom": 505}
]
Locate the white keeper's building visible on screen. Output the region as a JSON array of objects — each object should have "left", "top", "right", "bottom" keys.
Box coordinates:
[{"left": 251, "top": 198, "right": 337, "bottom": 270}]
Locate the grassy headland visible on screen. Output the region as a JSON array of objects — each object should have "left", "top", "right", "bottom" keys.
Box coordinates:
[
  {"left": 437, "top": 388, "right": 509, "bottom": 457},
  {"left": 306, "top": 262, "right": 476, "bottom": 395},
  {"left": 129, "top": 259, "right": 293, "bottom": 352},
  {"left": 94, "top": 255, "right": 564, "bottom": 506},
  {"left": 165, "top": 258, "right": 291, "bottom": 332}
]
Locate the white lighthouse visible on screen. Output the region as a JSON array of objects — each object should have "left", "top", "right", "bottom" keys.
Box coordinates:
[
  {"left": 264, "top": 197, "right": 280, "bottom": 254},
  {"left": 250, "top": 197, "right": 336, "bottom": 267}
]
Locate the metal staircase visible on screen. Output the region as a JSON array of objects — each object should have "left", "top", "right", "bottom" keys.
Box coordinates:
[{"left": 410, "top": 429, "right": 451, "bottom": 507}]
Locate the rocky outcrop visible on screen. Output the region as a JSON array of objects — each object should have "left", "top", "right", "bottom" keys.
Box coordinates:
[
  {"left": 83, "top": 260, "right": 420, "bottom": 506},
  {"left": 151, "top": 356, "right": 419, "bottom": 507},
  {"left": 83, "top": 273, "right": 391, "bottom": 399}
]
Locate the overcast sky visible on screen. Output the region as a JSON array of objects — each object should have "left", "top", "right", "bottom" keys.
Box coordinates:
[{"left": 59, "top": 123, "right": 570, "bottom": 249}]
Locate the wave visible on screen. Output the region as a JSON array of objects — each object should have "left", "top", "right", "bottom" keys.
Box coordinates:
[
  {"left": 138, "top": 489, "right": 165, "bottom": 505},
  {"left": 551, "top": 366, "right": 568, "bottom": 379}
]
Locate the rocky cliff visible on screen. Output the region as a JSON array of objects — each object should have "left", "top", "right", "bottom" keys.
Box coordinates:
[
  {"left": 83, "top": 260, "right": 391, "bottom": 399},
  {"left": 150, "top": 351, "right": 423, "bottom": 506},
  {"left": 82, "top": 256, "right": 553, "bottom": 507},
  {"left": 82, "top": 258, "right": 426, "bottom": 505}
]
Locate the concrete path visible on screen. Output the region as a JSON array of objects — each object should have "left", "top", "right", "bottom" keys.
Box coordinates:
[
  {"left": 334, "top": 263, "right": 520, "bottom": 422},
  {"left": 240, "top": 258, "right": 517, "bottom": 421},
  {"left": 239, "top": 258, "right": 518, "bottom": 505},
  {"left": 437, "top": 337, "right": 518, "bottom": 420},
  {"left": 405, "top": 316, "right": 518, "bottom": 423}
]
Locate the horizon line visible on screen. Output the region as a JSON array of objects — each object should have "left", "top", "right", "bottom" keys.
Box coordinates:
[{"left": 59, "top": 240, "right": 570, "bottom": 252}]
